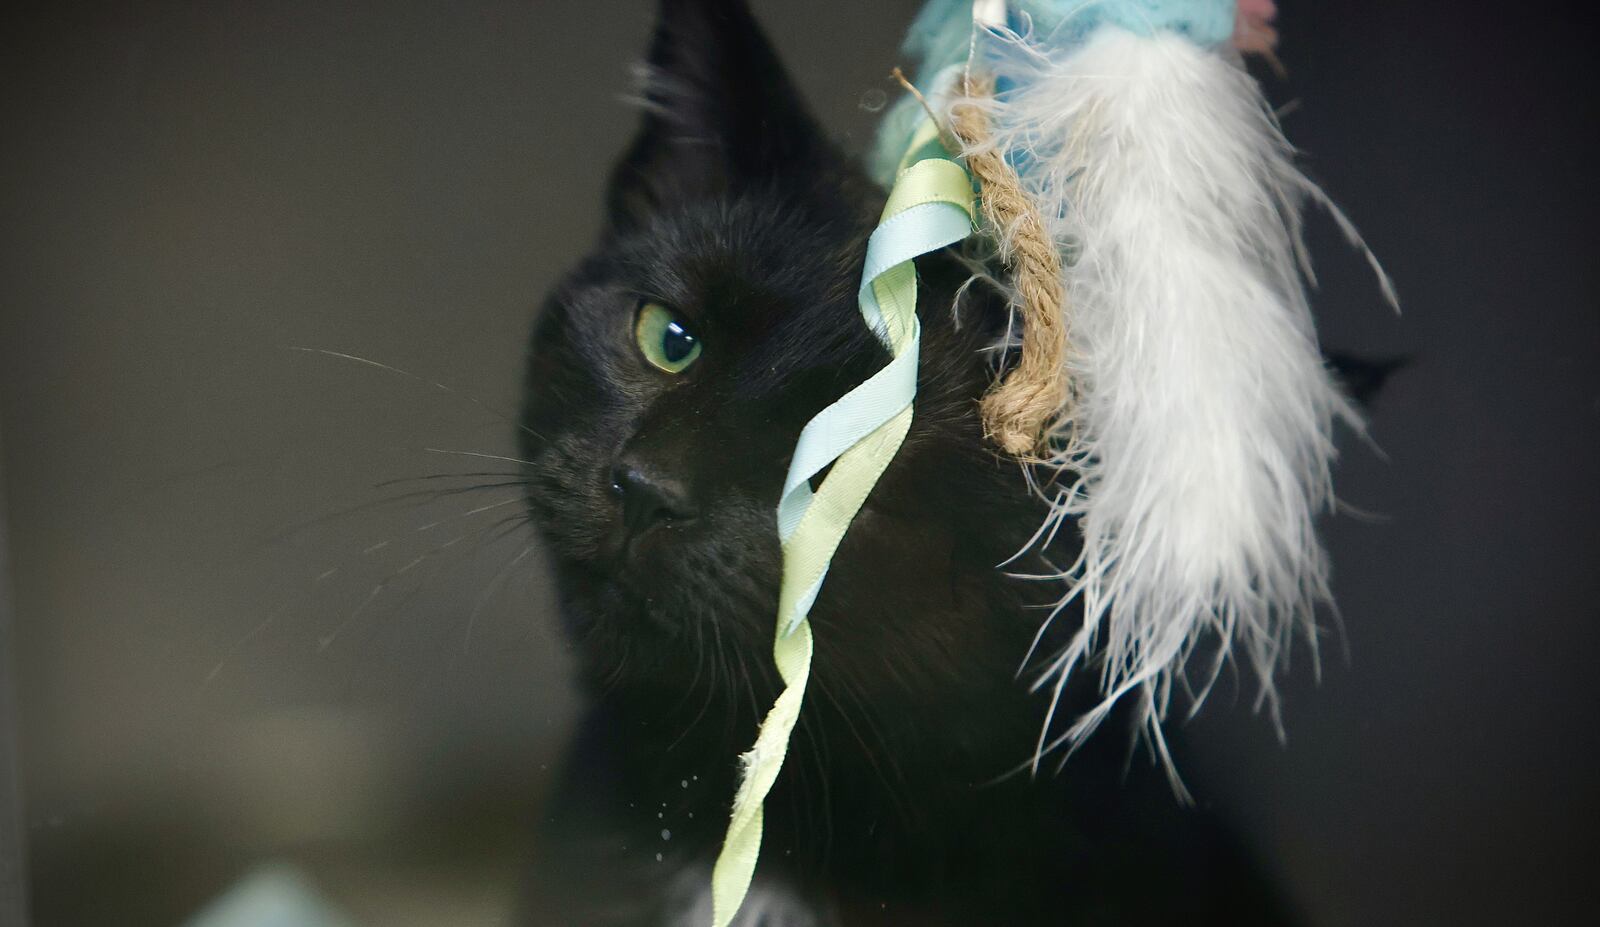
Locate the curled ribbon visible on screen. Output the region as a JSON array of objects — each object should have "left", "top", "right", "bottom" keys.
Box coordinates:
[{"left": 709, "top": 119, "right": 975, "bottom": 926}]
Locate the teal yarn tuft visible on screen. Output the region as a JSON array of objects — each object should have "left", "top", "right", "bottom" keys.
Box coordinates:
[{"left": 869, "top": 0, "right": 1239, "bottom": 186}]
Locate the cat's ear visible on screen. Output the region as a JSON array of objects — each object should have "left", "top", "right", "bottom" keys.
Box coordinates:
[{"left": 606, "top": 0, "right": 844, "bottom": 230}]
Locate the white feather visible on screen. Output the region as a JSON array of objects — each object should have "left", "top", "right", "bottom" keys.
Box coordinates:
[{"left": 953, "top": 27, "right": 1390, "bottom": 789}]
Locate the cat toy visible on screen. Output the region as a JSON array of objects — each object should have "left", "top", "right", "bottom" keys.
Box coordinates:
[
  {"left": 712, "top": 1, "right": 1390, "bottom": 921},
  {"left": 709, "top": 116, "right": 976, "bottom": 926}
]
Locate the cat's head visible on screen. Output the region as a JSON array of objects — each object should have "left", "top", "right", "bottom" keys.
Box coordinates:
[{"left": 520, "top": 0, "right": 1051, "bottom": 710}]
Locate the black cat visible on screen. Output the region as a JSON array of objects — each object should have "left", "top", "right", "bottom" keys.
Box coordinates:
[{"left": 517, "top": 1, "right": 1293, "bottom": 923}]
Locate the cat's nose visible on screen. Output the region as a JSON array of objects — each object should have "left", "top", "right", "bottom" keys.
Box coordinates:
[{"left": 611, "top": 460, "right": 697, "bottom": 534}]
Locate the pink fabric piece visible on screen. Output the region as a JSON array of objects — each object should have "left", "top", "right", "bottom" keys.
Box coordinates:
[{"left": 1233, "top": 0, "right": 1278, "bottom": 53}]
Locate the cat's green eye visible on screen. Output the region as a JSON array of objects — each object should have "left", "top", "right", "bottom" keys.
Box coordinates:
[{"left": 634, "top": 302, "right": 702, "bottom": 374}]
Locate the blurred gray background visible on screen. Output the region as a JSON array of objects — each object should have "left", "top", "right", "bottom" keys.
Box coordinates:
[{"left": 1, "top": 1, "right": 1595, "bottom": 925}]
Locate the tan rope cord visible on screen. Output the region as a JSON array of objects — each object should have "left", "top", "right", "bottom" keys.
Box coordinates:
[{"left": 948, "top": 74, "right": 1072, "bottom": 458}]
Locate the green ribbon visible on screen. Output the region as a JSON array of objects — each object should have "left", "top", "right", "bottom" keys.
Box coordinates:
[{"left": 709, "top": 119, "right": 975, "bottom": 926}]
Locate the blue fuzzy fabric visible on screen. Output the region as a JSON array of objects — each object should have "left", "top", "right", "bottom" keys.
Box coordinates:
[{"left": 869, "top": 0, "right": 1235, "bottom": 184}]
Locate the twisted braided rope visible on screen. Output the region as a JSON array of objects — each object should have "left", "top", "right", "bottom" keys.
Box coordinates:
[{"left": 950, "top": 74, "right": 1073, "bottom": 459}]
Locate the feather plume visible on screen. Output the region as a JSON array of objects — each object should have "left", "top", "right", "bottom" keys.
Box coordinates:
[{"left": 947, "top": 24, "right": 1391, "bottom": 788}]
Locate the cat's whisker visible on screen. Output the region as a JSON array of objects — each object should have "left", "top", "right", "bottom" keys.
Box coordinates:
[
  {"left": 316, "top": 511, "right": 533, "bottom": 653},
  {"left": 708, "top": 619, "right": 741, "bottom": 746},
  {"left": 409, "top": 496, "right": 522, "bottom": 533},
  {"left": 733, "top": 651, "right": 761, "bottom": 733},
  {"left": 309, "top": 493, "right": 525, "bottom": 587},
  {"left": 599, "top": 636, "right": 632, "bottom": 697},
  {"left": 286, "top": 346, "right": 548, "bottom": 443},
  {"left": 810, "top": 671, "right": 916, "bottom": 831},
  {"left": 202, "top": 609, "right": 283, "bottom": 690},
  {"left": 807, "top": 714, "right": 836, "bottom": 866},
  {"left": 343, "top": 513, "right": 536, "bottom": 662},
  {"left": 206, "top": 502, "right": 505, "bottom": 685},
  {"left": 254, "top": 477, "right": 532, "bottom": 551},
  {"left": 318, "top": 584, "right": 383, "bottom": 653},
  {"left": 373, "top": 470, "right": 529, "bottom": 489},
  {"left": 666, "top": 623, "right": 718, "bottom": 753},
  {"left": 423, "top": 447, "right": 543, "bottom": 468},
  {"left": 788, "top": 695, "right": 834, "bottom": 864},
  {"left": 461, "top": 542, "right": 538, "bottom": 655}
]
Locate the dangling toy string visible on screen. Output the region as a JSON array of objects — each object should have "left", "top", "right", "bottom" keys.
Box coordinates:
[
  {"left": 871, "top": 0, "right": 1396, "bottom": 787},
  {"left": 889, "top": 49, "right": 1074, "bottom": 460},
  {"left": 948, "top": 72, "right": 1073, "bottom": 458},
  {"left": 708, "top": 0, "right": 1397, "bottom": 917},
  {"left": 708, "top": 117, "right": 975, "bottom": 926}
]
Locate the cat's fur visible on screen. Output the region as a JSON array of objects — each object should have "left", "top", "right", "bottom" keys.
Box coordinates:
[{"left": 517, "top": 1, "right": 1292, "bottom": 923}]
